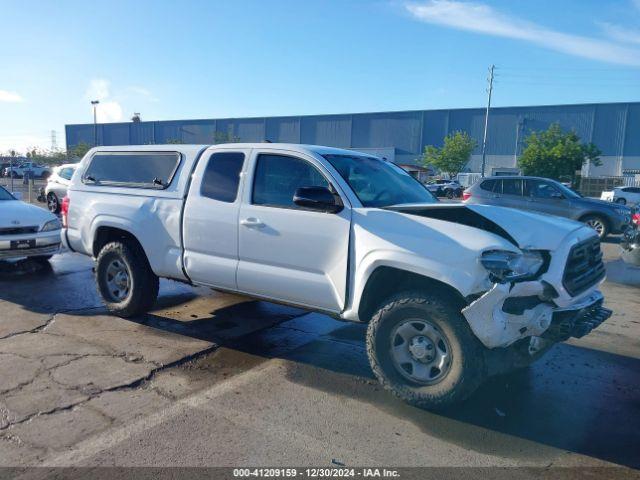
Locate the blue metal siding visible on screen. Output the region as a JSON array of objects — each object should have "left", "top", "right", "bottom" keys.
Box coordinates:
[{"left": 66, "top": 102, "right": 640, "bottom": 165}]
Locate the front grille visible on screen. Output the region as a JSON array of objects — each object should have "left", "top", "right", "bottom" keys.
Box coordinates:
[
  {"left": 563, "top": 237, "right": 606, "bottom": 296},
  {"left": 0, "top": 226, "right": 39, "bottom": 235}
]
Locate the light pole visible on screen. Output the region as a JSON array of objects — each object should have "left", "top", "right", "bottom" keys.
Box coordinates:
[{"left": 91, "top": 100, "right": 100, "bottom": 146}]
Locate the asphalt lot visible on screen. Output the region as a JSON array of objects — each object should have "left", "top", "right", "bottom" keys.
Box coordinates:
[{"left": 0, "top": 239, "right": 638, "bottom": 473}]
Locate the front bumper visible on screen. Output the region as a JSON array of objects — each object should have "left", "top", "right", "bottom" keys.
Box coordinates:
[
  {"left": 543, "top": 291, "right": 612, "bottom": 342},
  {"left": 0, "top": 231, "right": 61, "bottom": 260},
  {"left": 462, "top": 282, "right": 610, "bottom": 349}
]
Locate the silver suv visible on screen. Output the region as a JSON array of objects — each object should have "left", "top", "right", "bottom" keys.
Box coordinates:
[{"left": 463, "top": 176, "right": 632, "bottom": 239}]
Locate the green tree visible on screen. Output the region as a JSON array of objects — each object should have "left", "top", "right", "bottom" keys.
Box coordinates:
[
  {"left": 518, "top": 123, "right": 601, "bottom": 181},
  {"left": 420, "top": 131, "right": 476, "bottom": 177}
]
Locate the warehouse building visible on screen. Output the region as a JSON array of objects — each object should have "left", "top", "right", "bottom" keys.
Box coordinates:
[{"left": 65, "top": 101, "right": 640, "bottom": 179}]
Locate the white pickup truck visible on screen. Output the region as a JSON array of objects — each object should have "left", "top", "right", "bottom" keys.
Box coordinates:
[{"left": 62, "top": 144, "right": 611, "bottom": 408}]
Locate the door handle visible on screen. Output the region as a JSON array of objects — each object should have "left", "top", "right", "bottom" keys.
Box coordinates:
[{"left": 240, "top": 217, "right": 265, "bottom": 228}]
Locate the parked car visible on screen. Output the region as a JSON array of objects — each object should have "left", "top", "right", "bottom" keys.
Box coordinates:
[
  {"left": 425, "top": 179, "right": 463, "bottom": 199},
  {"left": 608, "top": 186, "right": 640, "bottom": 207},
  {"left": 463, "top": 176, "right": 632, "bottom": 239},
  {"left": 0, "top": 186, "right": 61, "bottom": 262},
  {"left": 42, "top": 163, "right": 77, "bottom": 213},
  {"left": 63, "top": 144, "right": 610, "bottom": 409},
  {"left": 3, "top": 162, "right": 51, "bottom": 179},
  {"left": 0, "top": 163, "right": 11, "bottom": 177}
]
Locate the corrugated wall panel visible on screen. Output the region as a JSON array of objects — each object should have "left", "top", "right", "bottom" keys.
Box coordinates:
[
  {"left": 233, "top": 118, "right": 265, "bottom": 142},
  {"left": 300, "top": 115, "right": 351, "bottom": 147},
  {"left": 101, "top": 123, "right": 130, "bottom": 145},
  {"left": 591, "top": 104, "right": 626, "bottom": 156},
  {"left": 265, "top": 117, "right": 300, "bottom": 143},
  {"left": 179, "top": 120, "right": 217, "bottom": 143},
  {"left": 352, "top": 111, "right": 422, "bottom": 154},
  {"left": 624, "top": 104, "right": 640, "bottom": 156},
  {"left": 154, "top": 121, "right": 184, "bottom": 143},
  {"left": 129, "top": 123, "right": 155, "bottom": 145}
]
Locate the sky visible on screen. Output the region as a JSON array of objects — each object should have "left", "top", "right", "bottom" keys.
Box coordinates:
[{"left": 1, "top": 0, "right": 640, "bottom": 154}]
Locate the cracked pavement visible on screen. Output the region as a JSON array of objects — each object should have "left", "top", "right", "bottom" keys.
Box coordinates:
[{"left": 0, "top": 246, "right": 638, "bottom": 473}]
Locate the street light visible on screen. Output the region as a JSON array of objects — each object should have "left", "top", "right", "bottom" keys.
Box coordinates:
[{"left": 91, "top": 100, "right": 100, "bottom": 146}]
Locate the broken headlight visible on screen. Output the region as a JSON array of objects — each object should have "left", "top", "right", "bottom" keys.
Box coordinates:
[{"left": 481, "top": 249, "right": 546, "bottom": 282}]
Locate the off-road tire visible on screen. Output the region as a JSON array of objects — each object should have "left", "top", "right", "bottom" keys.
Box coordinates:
[
  {"left": 366, "top": 291, "right": 485, "bottom": 409},
  {"left": 95, "top": 241, "right": 159, "bottom": 318}
]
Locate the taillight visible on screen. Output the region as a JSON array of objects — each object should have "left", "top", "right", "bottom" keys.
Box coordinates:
[
  {"left": 632, "top": 213, "right": 640, "bottom": 227},
  {"left": 462, "top": 191, "right": 471, "bottom": 201},
  {"left": 61, "top": 196, "right": 70, "bottom": 228}
]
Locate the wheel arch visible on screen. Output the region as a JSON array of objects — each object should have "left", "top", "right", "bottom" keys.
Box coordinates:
[
  {"left": 92, "top": 225, "right": 149, "bottom": 264},
  {"left": 357, "top": 266, "right": 468, "bottom": 323}
]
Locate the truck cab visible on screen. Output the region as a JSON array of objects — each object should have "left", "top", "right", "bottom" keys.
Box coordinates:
[{"left": 63, "top": 143, "right": 611, "bottom": 409}]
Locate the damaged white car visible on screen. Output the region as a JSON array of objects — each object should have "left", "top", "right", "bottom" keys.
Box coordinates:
[{"left": 63, "top": 144, "right": 611, "bottom": 409}]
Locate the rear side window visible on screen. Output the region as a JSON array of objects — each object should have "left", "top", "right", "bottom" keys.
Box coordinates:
[
  {"left": 252, "top": 154, "right": 328, "bottom": 209},
  {"left": 502, "top": 179, "right": 523, "bottom": 196},
  {"left": 83, "top": 152, "right": 180, "bottom": 189},
  {"left": 200, "top": 152, "right": 245, "bottom": 203},
  {"left": 479, "top": 179, "right": 498, "bottom": 192},
  {"left": 60, "top": 167, "right": 74, "bottom": 180}
]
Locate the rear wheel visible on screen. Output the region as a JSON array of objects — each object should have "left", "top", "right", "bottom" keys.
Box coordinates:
[
  {"left": 47, "top": 192, "right": 60, "bottom": 213},
  {"left": 95, "top": 241, "right": 159, "bottom": 318},
  {"left": 582, "top": 214, "right": 609, "bottom": 239},
  {"left": 366, "top": 291, "right": 485, "bottom": 409}
]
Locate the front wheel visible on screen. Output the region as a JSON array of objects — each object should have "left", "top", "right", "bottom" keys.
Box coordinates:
[
  {"left": 366, "top": 292, "right": 485, "bottom": 409},
  {"left": 95, "top": 241, "right": 159, "bottom": 318}
]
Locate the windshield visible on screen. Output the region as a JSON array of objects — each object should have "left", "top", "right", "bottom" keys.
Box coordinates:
[
  {"left": 323, "top": 154, "right": 437, "bottom": 207},
  {"left": 0, "top": 187, "right": 15, "bottom": 201}
]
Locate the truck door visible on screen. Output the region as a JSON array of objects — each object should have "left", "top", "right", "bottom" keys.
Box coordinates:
[
  {"left": 237, "top": 150, "right": 351, "bottom": 313},
  {"left": 182, "top": 148, "right": 250, "bottom": 290}
]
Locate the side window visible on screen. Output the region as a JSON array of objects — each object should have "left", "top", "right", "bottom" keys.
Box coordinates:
[
  {"left": 252, "top": 154, "right": 329, "bottom": 209},
  {"left": 502, "top": 179, "right": 523, "bottom": 196},
  {"left": 83, "top": 152, "right": 180, "bottom": 188},
  {"left": 60, "top": 168, "right": 74, "bottom": 180},
  {"left": 526, "top": 180, "right": 561, "bottom": 199},
  {"left": 479, "top": 179, "right": 497, "bottom": 192},
  {"left": 628, "top": 187, "right": 640, "bottom": 194},
  {"left": 200, "top": 152, "right": 245, "bottom": 203}
]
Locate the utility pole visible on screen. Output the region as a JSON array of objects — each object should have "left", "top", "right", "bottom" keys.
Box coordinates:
[
  {"left": 480, "top": 64, "right": 495, "bottom": 178},
  {"left": 91, "top": 100, "right": 100, "bottom": 146}
]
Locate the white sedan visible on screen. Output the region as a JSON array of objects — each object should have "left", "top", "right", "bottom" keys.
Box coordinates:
[
  {"left": 611, "top": 186, "right": 640, "bottom": 206},
  {"left": 0, "top": 186, "right": 61, "bottom": 262}
]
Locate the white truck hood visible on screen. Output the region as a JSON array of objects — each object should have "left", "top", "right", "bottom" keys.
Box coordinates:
[
  {"left": 388, "top": 203, "right": 588, "bottom": 250},
  {"left": 0, "top": 200, "right": 56, "bottom": 229}
]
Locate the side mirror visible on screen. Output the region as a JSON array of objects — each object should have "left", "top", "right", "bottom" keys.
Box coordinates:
[
  {"left": 12, "top": 191, "right": 23, "bottom": 201},
  {"left": 293, "top": 186, "right": 343, "bottom": 213}
]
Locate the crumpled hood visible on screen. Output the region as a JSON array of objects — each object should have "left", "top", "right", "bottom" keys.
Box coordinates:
[
  {"left": 0, "top": 200, "right": 56, "bottom": 229},
  {"left": 465, "top": 204, "right": 589, "bottom": 249},
  {"left": 388, "top": 203, "right": 591, "bottom": 250}
]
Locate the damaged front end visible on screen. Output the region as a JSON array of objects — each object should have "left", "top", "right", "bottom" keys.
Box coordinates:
[{"left": 462, "top": 241, "right": 611, "bottom": 352}]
